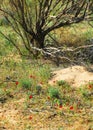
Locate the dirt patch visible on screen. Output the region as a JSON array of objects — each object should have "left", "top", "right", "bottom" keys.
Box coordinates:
[
  {"left": 49, "top": 65, "right": 93, "bottom": 87},
  {"left": 0, "top": 64, "right": 93, "bottom": 130}
]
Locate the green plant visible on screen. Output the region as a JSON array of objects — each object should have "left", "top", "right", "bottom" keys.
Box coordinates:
[
  {"left": 0, "top": 88, "right": 6, "bottom": 97},
  {"left": 54, "top": 98, "right": 62, "bottom": 106},
  {"left": 21, "top": 79, "right": 32, "bottom": 90},
  {"left": 57, "top": 80, "right": 66, "bottom": 86},
  {"left": 57, "top": 80, "right": 70, "bottom": 88},
  {"left": 0, "top": 17, "right": 9, "bottom": 26},
  {"left": 82, "top": 91, "right": 89, "bottom": 98},
  {"left": 35, "top": 85, "right": 42, "bottom": 94},
  {"left": 79, "top": 87, "right": 91, "bottom": 100},
  {"left": 48, "top": 87, "right": 60, "bottom": 99},
  {"left": 38, "top": 64, "right": 51, "bottom": 83}
]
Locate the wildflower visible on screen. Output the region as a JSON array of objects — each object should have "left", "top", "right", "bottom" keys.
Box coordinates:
[
  {"left": 15, "top": 81, "right": 19, "bottom": 85},
  {"left": 88, "top": 84, "right": 92, "bottom": 89},
  {"left": 70, "top": 106, "right": 74, "bottom": 110},
  {"left": 53, "top": 80, "right": 56, "bottom": 83},
  {"left": 29, "top": 116, "right": 32, "bottom": 120},
  {"left": 30, "top": 75, "right": 36, "bottom": 79},
  {"left": 30, "top": 75, "right": 33, "bottom": 78},
  {"left": 47, "top": 96, "right": 50, "bottom": 100},
  {"left": 40, "top": 81, "right": 43, "bottom": 85},
  {"left": 29, "top": 95, "right": 33, "bottom": 99},
  {"left": 59, "top": 105, "right": 62, "bottom": 109}
]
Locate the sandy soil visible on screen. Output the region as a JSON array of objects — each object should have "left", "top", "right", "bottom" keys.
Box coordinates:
[
  {"left": 0, "top": 65, "right": 93, "bottom": 130},
  {"left": 49, "top": 65, "right": 93, "bottom": 87}
]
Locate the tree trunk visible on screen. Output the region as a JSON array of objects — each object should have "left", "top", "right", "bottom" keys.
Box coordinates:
[
  {"left": 31, "top": 34, "right": 45, "bottom": 58},
  {"left": 36, "top": 36, "right": 45, "bottom": 49}
]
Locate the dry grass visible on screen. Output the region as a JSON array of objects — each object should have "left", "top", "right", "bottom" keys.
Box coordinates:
[
  {"left": 0, "top": 55, "right": 93, "bottom": 130},
  {"left": 0, "top": 22, "right": 93, "bottom": 130},
  {"left": 53, "top": 21, "right": 93, "bottom": 47}
]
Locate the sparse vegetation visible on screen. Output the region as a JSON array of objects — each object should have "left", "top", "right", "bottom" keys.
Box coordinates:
[
  {"left": 0, "top": 1, "right": 93, "bottom": 129},
  {"left": 48, "top": 87, "right": 60, "bottom": 99},
  {"left": 0, "top": 56, "right": 93, "bottom": 129},
  {"left": 35, "top": 85, "right": 42, "bottom": 95},
  {"left": 21, "top": 78, "right": 32, "bottom": 90},
  {"left": 57, "top": 80, "right": 70, "bottom": 88}
]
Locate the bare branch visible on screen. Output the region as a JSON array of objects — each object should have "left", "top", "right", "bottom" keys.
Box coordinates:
[{"left": 0, "top": 0, "right": 93, "bottom": 58}]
